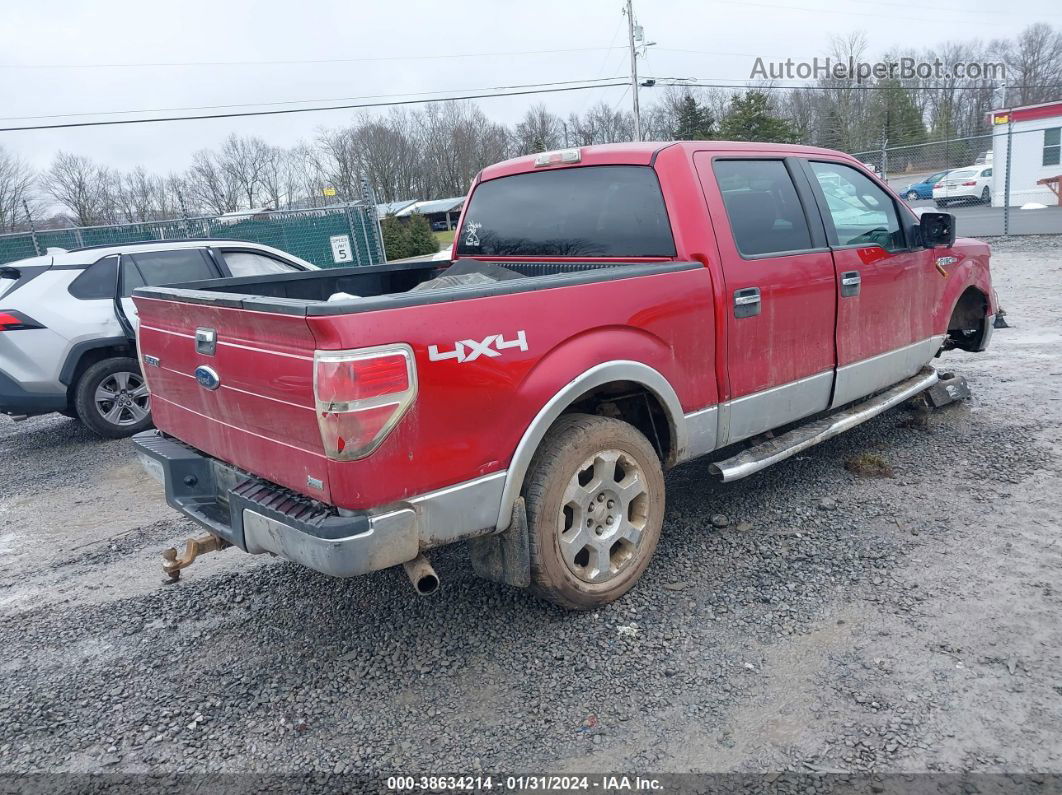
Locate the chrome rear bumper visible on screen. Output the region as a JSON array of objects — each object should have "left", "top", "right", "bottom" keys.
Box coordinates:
[{"left": 133, "top": 430, "right": 504, "bottom": 578}]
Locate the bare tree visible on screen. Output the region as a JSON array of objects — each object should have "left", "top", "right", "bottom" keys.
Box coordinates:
[
  {"left": 219, "top": 134, "right": 272, "bottom": 208},
  {"left": 185, "top": 149, "right": 240, "bottom": 215},
  {"left": 0, "top": 146, "right": 38, "bottom": 232},
  {"left": 514, "top": 104, "right": 563, "bottom": 153},
  {"left": 40, "top": 151, "right": 116, "bottom": 226},
  {"left": 1001, "top": 23, "right": 1062, "bottom": 106},
  {"left": 113, "top": 166, "right": 168, "bottom": 222}
]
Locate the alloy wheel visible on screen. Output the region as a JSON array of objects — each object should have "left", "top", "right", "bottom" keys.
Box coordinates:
[
  {"left": 557, "top": 449, "right": 650, "bottom": 584},
  {"left": 94, "top": 371, "right": 150, "bottom": 426}
]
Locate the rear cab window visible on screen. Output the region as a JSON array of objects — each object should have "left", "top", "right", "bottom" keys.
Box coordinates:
[{"left": 454, "top": 165, "right": 676, "bottom": 258}]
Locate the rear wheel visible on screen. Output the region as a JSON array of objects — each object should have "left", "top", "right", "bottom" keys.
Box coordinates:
[
  {"left": 980, "top": 186, "right": 990, "bottom": 204},
  {"left": 523, "top": 414, "right": 665, "bottom": 610},
  {"left": 74, "top": 357, "right": 152, "bottom": 438},
  {"left": 906, "top": 190, "right": 919, "bottom": 201}
]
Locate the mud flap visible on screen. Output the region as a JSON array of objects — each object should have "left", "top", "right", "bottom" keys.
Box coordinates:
[
  {"left": 926, "top": 372, "right": 972, "bottom": 408},
  {"left": 468, "top": 497, "right": 531, "bottom": 588}
]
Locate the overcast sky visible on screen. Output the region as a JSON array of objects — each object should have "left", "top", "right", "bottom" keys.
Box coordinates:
[{"left": 1, "top": 0, "right": 1058, "bottom": 174}]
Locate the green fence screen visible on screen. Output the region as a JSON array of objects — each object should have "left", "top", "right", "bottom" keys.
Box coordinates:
[{"left": 0, "top": 204, "right": 385, "bottom": 268}]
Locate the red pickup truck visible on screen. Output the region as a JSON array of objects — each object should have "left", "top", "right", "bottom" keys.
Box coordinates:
[{"left": 132, "top": 141, "right": 994, "bottom": 609}]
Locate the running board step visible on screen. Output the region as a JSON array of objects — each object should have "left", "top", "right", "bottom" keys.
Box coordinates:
[{"left": 709, "top": 367, "right": 939, "bottom": 483}]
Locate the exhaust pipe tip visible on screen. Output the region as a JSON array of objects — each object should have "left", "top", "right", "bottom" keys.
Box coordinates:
[
  {"left": 402, "top": 554, "right": 440, "bottom": 596},
  {"left": 414, "top": 572, "right": 440, "bottom": 595}
]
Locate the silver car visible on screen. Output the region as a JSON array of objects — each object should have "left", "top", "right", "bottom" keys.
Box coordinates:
[{"left": 0, "top": 240, "right": 316, "bottom": 437}]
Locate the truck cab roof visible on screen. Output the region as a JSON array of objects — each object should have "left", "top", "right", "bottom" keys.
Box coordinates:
[{"left": 479, "top": 140, "right": 866, "bottom": 182}]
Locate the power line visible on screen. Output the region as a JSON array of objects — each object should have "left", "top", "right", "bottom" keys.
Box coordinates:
[
  {"left": 0, "top": 77, "right": 629, "bottom": 123},
  {"left": 0, "top": 81, "right": 632, "bottom": 133},
  {"left": 658, "top": 79, "right": 1057, "bottom": 91},
  {"left": 0, "top": 46, "right": 627, "bottom": 70},
  {"left": 699, "top": 0, "right": 1025, "bottom": 28}
]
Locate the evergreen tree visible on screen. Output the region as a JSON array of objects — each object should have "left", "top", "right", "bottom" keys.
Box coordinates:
[
  {"left": 381, "top": 215, "right": 410, "bottom": 261},
  {"left": 405, "top": 213, "right": 439, "bottom": 257},
  {"left": 718, "top": 91, "right": 798, "bottom": 143},
  {"left": 672, "top": 94, "right": 714, "bottom": 140},
  {"left": 877, "top": 80, "right": 926, "bottom": 147}
]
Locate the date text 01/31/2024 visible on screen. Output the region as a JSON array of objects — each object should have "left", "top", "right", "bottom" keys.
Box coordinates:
[{"left": 385, "top": 775, "right": 664, "bottom": 791}]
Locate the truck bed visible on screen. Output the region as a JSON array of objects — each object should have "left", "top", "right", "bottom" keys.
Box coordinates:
[
  {"left": 131, "top": 258, "right": 709, "bottom": 510},
  {"left": 134, "top": 258, "right": 669, "bottom": 316}
]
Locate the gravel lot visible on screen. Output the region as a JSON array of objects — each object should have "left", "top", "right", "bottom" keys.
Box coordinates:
[{"left": 1, "top": 239, "right": 1060, "bottom": 783}]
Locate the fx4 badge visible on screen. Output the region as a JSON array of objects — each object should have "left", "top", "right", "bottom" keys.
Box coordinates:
[{"left": 428, "top": 330, "right": 527, "bottom": 363}]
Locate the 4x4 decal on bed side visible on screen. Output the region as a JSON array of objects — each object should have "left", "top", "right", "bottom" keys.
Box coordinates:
[{"left": 427, "top": 330, "right": 527, "bottom": 363}]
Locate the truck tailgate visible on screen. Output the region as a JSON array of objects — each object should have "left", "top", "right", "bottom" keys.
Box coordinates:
[{"left": 134, "top": 295, "right": 333, "bottom": 501}]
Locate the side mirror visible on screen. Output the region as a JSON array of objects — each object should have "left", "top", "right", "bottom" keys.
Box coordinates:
[{"left": 918, "top": 211, "right": 955, "bottom": 248}]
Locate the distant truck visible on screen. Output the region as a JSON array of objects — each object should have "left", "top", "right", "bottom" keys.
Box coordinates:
[{"left": 132, "top": 142, "right": 995, "bottom": 610}]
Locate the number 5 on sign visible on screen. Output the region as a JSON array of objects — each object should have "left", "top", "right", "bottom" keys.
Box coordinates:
[{"left": 330, "top": 235, "right": 353, "bottom": 264}]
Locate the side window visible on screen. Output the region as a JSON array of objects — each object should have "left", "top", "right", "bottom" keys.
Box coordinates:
[
  {"left": 982, "top": 168, "right": 993, "bottom": 178},
  {"left": 121, "top": 259, "right": 146, "bottom": 297},
  {"left": 68, "top": 256, "right": 119, "bottom": 300},
  {"left": 809, "top": 161, "right": 904, "bottom": 252},
  {"left": 1044, "top": 128, "right": 1060, "bottom": 167},
  {"left": 222, "top": 250, "right": 300, "bottom": 277},
  {"left": 712, "top": 160, "right": 813, "bottom": 256},
  {"left": 129, "top": 249, "right": 217, "bottom": 288}
]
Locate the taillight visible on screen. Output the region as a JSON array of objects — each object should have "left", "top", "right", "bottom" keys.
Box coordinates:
[
  {"left": 962, "top": 181, "right": 976, "bottom": 186},
  {"left": 313, "top": 344, "right": 417, "bottom": 460},
  {"left": 932, "top": 183, "right": 943, "bottom": 189},
  {"left": 0, "top": 310, "right": 43, "bottom": 331}
]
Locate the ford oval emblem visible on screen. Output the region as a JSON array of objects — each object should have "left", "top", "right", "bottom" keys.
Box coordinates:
[{"left": 194, "top": 365, "right": 221, "bottom": 391}]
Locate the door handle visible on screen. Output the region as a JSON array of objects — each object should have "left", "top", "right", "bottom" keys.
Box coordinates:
[
  {"left": 840, "top": 271, "right": 861, "bottom": 298},
  {"left": 734, "top": 287, "right": 761, "bottom": 318}
]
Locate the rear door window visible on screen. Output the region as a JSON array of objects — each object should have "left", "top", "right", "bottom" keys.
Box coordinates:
[
  {"left": 126, "top": 249, "right": 218, "bottom": 295},
  {"left": 454, "top": 165, "right": 675, "bottom": 258},
  {"left": 712, "top": 160, "right": 814, "bottom": 256}
]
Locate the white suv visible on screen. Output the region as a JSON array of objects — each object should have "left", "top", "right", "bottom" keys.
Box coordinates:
[
  {"left": 933, "top": 165, "right": 993, "bottom": 207},
  {"left": 0, "top": 240, "right": 316, "bottom": 437}
]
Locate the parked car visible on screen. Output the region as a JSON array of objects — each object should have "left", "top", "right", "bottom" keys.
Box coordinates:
[
  {"left": 431, "top": 220, "right": 450, "bottom": 232},
  {"left": 0, "top": 240, "right": 317, "bottom": 437},
  {"left": 975, "top": 150, "right": 993, "bottom": 165},
  {"left": 900, "top": 170, "right": 951, "bottom": 201},
  {"left": 933, "top": 166, "right": 993, "bottom": 207},
  {"left": 132, "top": 142, "right": 994, "bottom": 609},
  {"left": 862, "top": 162, "right": 881, "bottom": 177}
]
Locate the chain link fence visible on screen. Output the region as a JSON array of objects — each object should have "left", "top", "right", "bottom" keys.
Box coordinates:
[
  {"left": 0, "top": 202, "right": 386, "bottom": 268},
  {"left": 850, "top": 122, "right": 1062, "bottom": 238}
]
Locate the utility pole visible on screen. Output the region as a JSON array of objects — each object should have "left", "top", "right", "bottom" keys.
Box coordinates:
[
  {"left": 625, "top": 0, "right": 642, "bottom": 141},
  {"left": 880, "top": 110, "right": 889, "bottom": 181}
]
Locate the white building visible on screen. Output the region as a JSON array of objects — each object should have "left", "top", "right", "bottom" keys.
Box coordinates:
[{"left": 990, "top": 100, "right": 1062, "bottom": 207}]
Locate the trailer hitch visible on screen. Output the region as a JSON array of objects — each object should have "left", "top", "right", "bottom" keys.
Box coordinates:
[{"left": 162, "top": 532, "right": 230, "bottom": 582}]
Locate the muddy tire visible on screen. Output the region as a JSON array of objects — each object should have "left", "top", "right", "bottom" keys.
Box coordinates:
[
  {"left": 523, "top": 413, "right": 665, "bottom": 610},
  {"left": 74, "top": 357, "right": 152, "bottom": 439}
]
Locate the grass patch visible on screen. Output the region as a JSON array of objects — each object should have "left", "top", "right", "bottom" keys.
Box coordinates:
[
  {"left": 434, "top": 229, "right": 455, "bottom": 248},
  {"left": 844, "top": 452, "right": 894, "bottom": 478}
]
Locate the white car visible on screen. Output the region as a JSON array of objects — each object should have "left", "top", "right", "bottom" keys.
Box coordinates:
[
  {"left": 933, "top": 166, "right": 993, "bottom": 207},
  {"left": 0, "top": 239, "right": 317, "bottom": 437}
]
